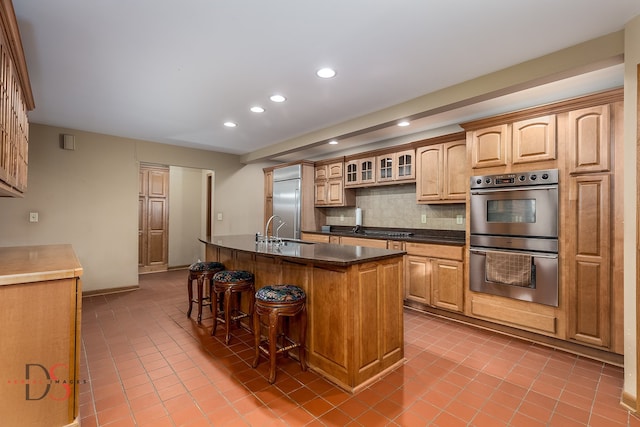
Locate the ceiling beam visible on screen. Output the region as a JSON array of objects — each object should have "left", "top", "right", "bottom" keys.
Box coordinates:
[{"left": 240, "top": 30, "right": 624, "bottom": 164}]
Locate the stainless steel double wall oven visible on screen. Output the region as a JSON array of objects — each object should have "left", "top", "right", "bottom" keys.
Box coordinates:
[{"left": 469, "top": 169, "right": 559, "bottom": 307}]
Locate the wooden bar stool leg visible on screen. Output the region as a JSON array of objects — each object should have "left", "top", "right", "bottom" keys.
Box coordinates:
[
  {"left": 247, "top": 287, "right": 255, "bottom": 334},
  {"left": 196, "top": 275, "right": 205, "bottom": 323},
  {"left": 299, "top": 305, "right": 307, "bottom": 371},
  {"left": 223, "top": 287, "right": 233, "bottom": 344},
  {"left": 187, "top": 275, "right": 194, "bottom": 318},
  {"left": 267, "top": 310, "right": 279, "bottom": 384},
  {"left": 252, "top": 309, "right": 261, "bottom": 369},
  {"left": 211, "top": 284, "right": 219, "bottom": 336}
]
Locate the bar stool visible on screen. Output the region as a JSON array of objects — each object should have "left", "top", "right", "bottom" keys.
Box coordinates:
[
  {"left": 252, "top": 284, "right": 307, "bottom": 384},
  {"left": 187, "top": 261, "right": 225, "bottom": 323},
  {"left": 211, "top": 270, "right": 255, "bottom": 344}
]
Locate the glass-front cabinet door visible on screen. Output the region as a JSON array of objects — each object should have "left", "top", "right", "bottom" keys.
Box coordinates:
[
  {"left": 345, "top": 161, "right": 358, "bottom": 186},
  {"left": 395, "top": 149, "right": 415, "bottom": 181},
  {"left": 377, "top": 155, "right": 394, "bottom": 183},
  {"left": 359, "top": 157, "right": 375, "bottom": 184},
  {"left": 345, "top": 157, "right": 375, "bottom": 186}
]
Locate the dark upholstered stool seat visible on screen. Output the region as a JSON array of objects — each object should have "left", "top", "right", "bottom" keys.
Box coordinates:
[
  {"left": 211, "top": 270, "right": 255, "bottom": 344},
  {"left": 187, "top": 261, "right": 225, "bottom": 323},
  {"left": 252, "top": 285, "right": 307, "bottom": 384}
]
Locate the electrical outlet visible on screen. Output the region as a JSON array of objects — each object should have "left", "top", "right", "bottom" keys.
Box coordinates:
[
  {"left": 421, "top": 214, "right": 427, "bottom": 224},
  {"left": 340, "top": 214, "right": 344, "bottom": 222},
  {"left": 456, "top": 215, "right": 463, "bottom": 225},
  {"left": 217, "top": 212, "right": 223, "bottom": 221}
]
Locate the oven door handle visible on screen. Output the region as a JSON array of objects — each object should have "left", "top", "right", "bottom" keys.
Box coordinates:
[
  {"left": 470, "top": 248, "right": 558, "bottom": 259},
  {"left": 471, "top": 185, "right": 558, "bottom": 195}
]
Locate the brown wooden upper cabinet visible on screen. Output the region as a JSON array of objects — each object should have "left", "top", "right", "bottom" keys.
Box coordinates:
[
  {"left": 314, "top": 159, "right": 355, "bottom": 207},
  {"left": 416, "top": 139, "right": 466, "bottom": 203},
  {"left": 345, "top": 156, "right": 376, "bottom": 187},
  {"left": 469, "top": 114, "right": 557, "bottom": 170},
  {"left": 376, "top": 149, "right": 415, "bottom": 184},
  {"left": 345, "top": 149, "right": 415, "bottom": 188}
]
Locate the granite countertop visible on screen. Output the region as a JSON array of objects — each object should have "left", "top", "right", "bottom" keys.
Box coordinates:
[
  {"left": 305, "top": 227, "right": 466, "bottom": 246},
  {"left": 0, "top": 244, "right": 83, "bottom": 286},
  {"left": 200, "top": 235, "right": 406, "bottom": 267}
]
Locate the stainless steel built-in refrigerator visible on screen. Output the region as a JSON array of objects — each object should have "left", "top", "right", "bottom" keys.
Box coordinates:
[{"left": 272, "top": 165, "right": 301, "bottom": 239}]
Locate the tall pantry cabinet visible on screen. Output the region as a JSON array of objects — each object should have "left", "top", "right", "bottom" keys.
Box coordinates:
[
  {"left": 562, "top": 96, "right": 624, "bottom": 352},
  {"left": 0, "top": 0, "right": 34, "bottom": 196}
]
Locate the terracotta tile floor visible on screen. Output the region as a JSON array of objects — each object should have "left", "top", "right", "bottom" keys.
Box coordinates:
[{"left": 79, "top": 269, "right": 640, "bottom": 426}]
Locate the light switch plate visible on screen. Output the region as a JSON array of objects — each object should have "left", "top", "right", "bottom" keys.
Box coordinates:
[
  {"left": 29, "top": 212, "right": 38, "bottom": 223},
  {"left": 456, "top": 215, "right": 463, "bottom": 225},
  {"left": 217, "top": 212, "right": 223, "bottom": 221}
]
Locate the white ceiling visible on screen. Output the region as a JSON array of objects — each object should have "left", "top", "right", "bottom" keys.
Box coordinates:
[{"left": 12, "top": 0, "right": 640, "bottom": 162}]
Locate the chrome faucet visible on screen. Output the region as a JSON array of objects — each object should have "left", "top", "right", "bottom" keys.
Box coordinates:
[
  {"left": 264, "top": 215, "right": 284, "bottom": 243},
  {"left": 276, "top": 220, "right": 286, "bottom": 239}
]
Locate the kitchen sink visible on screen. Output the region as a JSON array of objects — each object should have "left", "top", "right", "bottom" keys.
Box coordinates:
[{"left": 280, "top": 238, "right": 314, "bottom": 245}]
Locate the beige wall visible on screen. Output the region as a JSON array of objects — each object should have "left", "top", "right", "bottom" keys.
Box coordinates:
[
  {"left": 324, "top": 185, "right": 466, "bottom": 231},
  {"left": 168, "top": 166, "right": 207, "bottom": 267},
  {"left": 0, "top": 124, "right": 271, "bottom": 292}
]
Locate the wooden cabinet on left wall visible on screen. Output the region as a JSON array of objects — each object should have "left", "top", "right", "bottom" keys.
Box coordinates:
[{"left": 0, "top": 0, "right": 35, "bottom": 197}]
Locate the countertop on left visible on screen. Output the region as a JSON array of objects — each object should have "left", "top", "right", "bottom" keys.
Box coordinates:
[
  {"left": 200, "top": 234, "right": 406, "bottom": 267},
  {"left": 0, "top": 244, "right": 83, "bottom": 286}
]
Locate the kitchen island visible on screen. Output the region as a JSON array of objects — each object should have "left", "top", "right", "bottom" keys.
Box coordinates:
[
  {"left": 200, "top": 235, "right": 406, "bottom": 392},
  {"left": 0, "top": 245, "right": 83, "bottom": 427}
]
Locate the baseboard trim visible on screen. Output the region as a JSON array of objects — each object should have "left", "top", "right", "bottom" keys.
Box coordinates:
[
  {"left": 82, "top": 285, "right": 139, "bottom": 297},
  {"left": 621, "top": 391, "right": 637, "bottom": 413}
]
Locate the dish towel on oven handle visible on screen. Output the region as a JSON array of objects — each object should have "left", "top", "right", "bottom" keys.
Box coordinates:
[{"left": 485, "top": 250, "right": 532, "bottom": 287}]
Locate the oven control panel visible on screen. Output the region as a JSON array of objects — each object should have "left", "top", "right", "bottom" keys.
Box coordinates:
[{"left": 470, "top": 169, "right": 558, "bottom": 189}]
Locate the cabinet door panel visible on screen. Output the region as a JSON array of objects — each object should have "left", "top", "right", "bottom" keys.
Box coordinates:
[
  {"left": 432, "top": 259, "right": 463, "bottom": 312},
  {"left": 315, "top": 165, "right": 328, "bottom": 181},
  {"left": 327, "top": 162, "right": 343, "bottom": 179},
  {"left": 377, "top": 155, "right": 394, "bottom": 183},
  {"left": 326, "top": 179, "right": 343, "bottom": 204},
  {"left": 345, "top": 161, "right": 358, "bottom": 186},
  {"left": 443, "top": 141, "right": 467, "bottom": 200},
  {"left": 416, "top": 145, "right": 442, "bottom": 201},
  {"left": 148, "top": 169, "right": 169, "bottom": 197},
  {"left": 512, "top": 115, "right": 557, "bottom": 164},
  {"left": 471, "top": 124, "right": 508, "bottom": 169},
  {"left": 568, "top": 105, "right": 610, "bottom": 173},
  {"left": 567, "top": 174, "right": 610, "bottom": 348},
  {"left": 395, "top": 150, "right": 415, "bottom": 181},
  {"left": 314, "top": 181, "right": 327, "bottom": 205},
  {"left": 405, "top": 255, "right": 430, "bottom": 304}
]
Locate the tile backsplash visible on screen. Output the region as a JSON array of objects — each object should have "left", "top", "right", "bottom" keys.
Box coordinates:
[{"left": 324, "top": 184, "right": 466, "bottom": 231}]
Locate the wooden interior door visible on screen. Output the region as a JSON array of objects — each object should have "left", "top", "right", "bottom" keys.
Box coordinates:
[{"left": 139, "top": 164, "right": 169, "bottom": 273}]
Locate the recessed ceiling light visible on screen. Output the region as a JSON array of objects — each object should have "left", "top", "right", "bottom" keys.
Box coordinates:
[
  {"left": 270, "top": 94, "right": 286, "bottom": 103},
  {"left": 316, "top": 68, "right": 336, "bottom": 78},
  {"left": 223, "top": 121, "right": 237, "bottom": 128},
  {"left": 397, "top": 120, "right": 410, "bottom": 127},
  {"left": 328, "top": 140, "right": 338, "bottom": 145},
  {"left": 250, "top": 106, "right": 265, "bottom": 113}
]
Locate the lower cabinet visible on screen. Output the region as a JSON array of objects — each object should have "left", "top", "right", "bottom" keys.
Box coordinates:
[
  {"left": 301, "top": 232, "right": 330, "bottom": 243},
  {"left": 404, "top": 242, "right": 464, "bottom": 313},
  {"left": 339, "top": 236, "right": 388, "bottom": 248},
  {"left": 0, "top": 245, "right": 82, "bottom": 427},
  {"left": 566, "top": 174, "right": 611, "bottom": 348}
]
